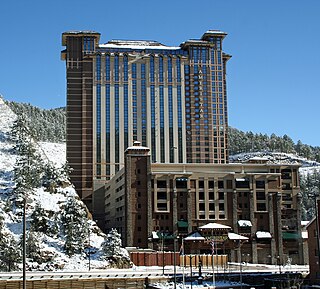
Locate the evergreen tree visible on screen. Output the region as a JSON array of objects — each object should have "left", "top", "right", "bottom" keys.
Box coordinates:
[
  {"left": 62, "top": 197, "right": 88, "bottom": 256},
  {"left": 11, "top": 114, "right": 43, "bottom": 199},
  {"left": 103, "top": 228, "right": 122, "bottom": 257},
  {"left": 26, "top": 230, "right": 42, "bottom": 263},
  {"left": 102, "top": 228, "right": 131, "bottom": 268},
  {"left": 0, "top": 214, "right": 21, "bottom": 271},
  {"left": 30, "top": 203, "right": 50, "bottom": 233}
]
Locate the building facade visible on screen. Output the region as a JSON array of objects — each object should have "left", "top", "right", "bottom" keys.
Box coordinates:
[
  {"left": 307, "top": 199, "right": 320, "bottom": 282},
  {"left": 106, "top": 142, "right": 305, "bottom": 265},
  {"left": 62, "top": 30, "right": 231, "bottom": 204}
]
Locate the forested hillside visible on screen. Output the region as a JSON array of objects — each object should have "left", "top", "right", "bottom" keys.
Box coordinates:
[
  {"left": 5, "top": 100, "right": 65, "bottom": 143},
  {"left": 229, "top": 127, "right": 320, "bottom": 162}
]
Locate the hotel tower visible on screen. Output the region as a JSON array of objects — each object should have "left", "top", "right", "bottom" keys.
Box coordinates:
[{"left": 62, "top": 30, "right": 231, "bottom": 203}]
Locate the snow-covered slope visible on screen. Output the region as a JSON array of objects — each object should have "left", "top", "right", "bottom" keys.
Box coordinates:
[
  {"left": 230, "top": 151, "right": 320, "bottom": 176},
  {"left": 0, "top": 96, "right": 130, "bottom": 271}
]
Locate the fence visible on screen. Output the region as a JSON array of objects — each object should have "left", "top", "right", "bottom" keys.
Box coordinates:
[{"left": 129, "top": 251, "right": 228, "bottom": 267}]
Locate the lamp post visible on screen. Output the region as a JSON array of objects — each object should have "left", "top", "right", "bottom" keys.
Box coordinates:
[
  {"left": 88, "top": 226, "right": 91, "bottom": 271},
  {"left": 189, "top": 255, "right": 194, "bottom": 289},
  {"left": 182, "top": 237, "right": 185, "bottom": 289},
  {"left": 211, "top": 238, "right": 215, "bottom": 289},
  {"left": 161, "top": 232, "right": 165, "bottom": 275},
  {"left": 22, "top": 195, "right": 26, "bottom": 289},
  {"left": 173, "top": 235, "right": 178, "bottom": 289}
]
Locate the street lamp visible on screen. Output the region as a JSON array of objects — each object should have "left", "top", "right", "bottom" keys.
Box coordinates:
[
  {"left": 88, "top": 226, "right": 91, "bottom": 271},
  {"left": 22, "top": 195, "right": 26, "bottom": 289}
]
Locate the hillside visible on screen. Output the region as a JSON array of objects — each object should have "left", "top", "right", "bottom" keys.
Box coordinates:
[
  {"left": 0, "top": 97, "right": 131, "bottom": 271},
  {"left": 5, "top": 100, "right": 65, "bottom": 143},
  {"left": 3, "top": 99, "right": 320, "bottom": 223}
]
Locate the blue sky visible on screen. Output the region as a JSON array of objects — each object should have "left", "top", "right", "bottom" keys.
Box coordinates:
[{"left": 1, "top": 0, "right": 319, "bottom": 146}]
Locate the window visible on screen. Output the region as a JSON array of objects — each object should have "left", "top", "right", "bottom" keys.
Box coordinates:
[
  {"left": 157, "top": 203, "right": 167, "bottom": 211},
  {"left": 157, "top": 191, "right": 167, "bottom": 200},
  {"left": 157, "top": 180, "right": 167, "bottom": 188},
  {"left": 257, "top": 203, "right": 266, "bottom": 211},
  {"left": 256, "top": 180, "right": 265, "bottom": 189},
  {"left": 256, "top": 192, "right": 266, "bottom": 200}
]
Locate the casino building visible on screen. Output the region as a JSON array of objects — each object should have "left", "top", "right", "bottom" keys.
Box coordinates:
[
  {"left": 61, "top": 30, "right": 230, "bottom": 205},
  {"left": 61, "top": 30, "right": 306, "bottom": 264}
]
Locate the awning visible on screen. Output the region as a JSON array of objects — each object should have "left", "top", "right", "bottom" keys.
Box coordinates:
[
  {"left": 256, "top": 231, "right": 272, "bottom": 239},
  {"left": 238, "top": 220, "right": 252, "bottom": 227},
  {"left": 177, "top": 220, "right": 188, "bottom": 228},
  {"left": 184, "top": 232, "right": 205, "bottom": 241},
  {"left": 282, "top": 232, "right": 299, "bottom": 240},
  {"left": 228, "top": 232, "right": 249, "bottom": 240},
  {"left": 199, "top": 222, "right": 231, "bottom": 230}
]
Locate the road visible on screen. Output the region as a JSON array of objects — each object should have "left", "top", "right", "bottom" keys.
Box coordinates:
[{"left": 0, "top": 263, "right": 309, "bottom": 281}]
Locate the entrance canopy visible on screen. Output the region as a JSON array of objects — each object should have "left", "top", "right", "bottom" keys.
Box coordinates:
[
  {"left": 199, "top": 222, "right": 231, "bottom": 230},
  {"left": 184, "top": 231, "right": 205, "bottom": 241},
  {"left": 228, "top": 232, "right": 249, "bottom": 241}
]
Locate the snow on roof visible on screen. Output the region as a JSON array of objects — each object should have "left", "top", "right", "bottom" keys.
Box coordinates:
[
  {"left": 228, "top": 232, "right": 249, "bottom": 240},
  {"left": 204, "top": 29, "right": 227, "bottom": 35},
  {"left": 238, "top": 220, "right": 252, "bottom": 227},
  {"left": 100, "top": 40, "right": 180, "bottom": 50},
  {"left": 301, "top": 220, "right": 310, "bottom": 227},
  {"left": 199, "top": 222, "right": 231, "bottom": 230},
  {"left": 184, "top": 231, "right": 205, "bottom": 241},
  {"left": 256, "top": 231, "right": 272, "bottom": 239}
]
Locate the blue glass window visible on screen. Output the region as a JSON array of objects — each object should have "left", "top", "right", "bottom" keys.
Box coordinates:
[
  {"left": 96, "top": 55, "right": 101, "bottom": 81},
  {"left": 150, "top": 56, "right": 155, "bottom": 83},
  {"left": 115, "top": 84, "right": 119, "bottom": 171},
  {"left": 168, "top": 57, "right": 172, "bottom": 83},
  {"left": 123, "top": 55, "right": 128, "bottom": 82},
  {"left": 159, "top": 56, "right": 164, "bottom": 83},
  {"left": 168, "top": 85, "right": 174, "bottom": 162},
  {"left": 106, "top": 84, "right": 110, "bottom": 177},
  {"left": 160, "top": 85, "right": 165, "bottom": 162},
  {"left": 106, "top": 55, "right": 110, "bottom": 81},
  {"left": 151, "top": 84, "right": 156, "bottom": 162},
  {"left": 96, "top": 84, "right": 101, "bottom": 178},
  {"left": 114, "top": 55, "right": 119, "bottom": 82}
]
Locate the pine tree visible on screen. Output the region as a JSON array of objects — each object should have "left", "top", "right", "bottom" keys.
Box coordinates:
[
  {"left": 11, "top": 114, "right": 43, "bottom": 199},
  {"left": 0, "top": 214, "right": 21, "bottom": 271},
  {"left": 62, "top": 197, "right": 88, "bottom": 256},
  {"left": 101, "top": 228, "right": 131, "bottom": 268},
  {"left": 26, "top": 230, "right": 42, "bottom": 263},
  {"left": 103, "top": 228, "right": 122, "bottom": 257},
  {"left": 30, "top": 203, "right": 50, "bottom": 234}
]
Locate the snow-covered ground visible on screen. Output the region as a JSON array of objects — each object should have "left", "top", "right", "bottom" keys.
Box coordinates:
[{"left": 0, "top": 96, "right": 130, "bottom": 271}]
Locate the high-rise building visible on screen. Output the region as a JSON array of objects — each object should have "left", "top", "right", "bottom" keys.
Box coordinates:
[{"left": 61, "top": 30, "right": 231, "bottom": 204}]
